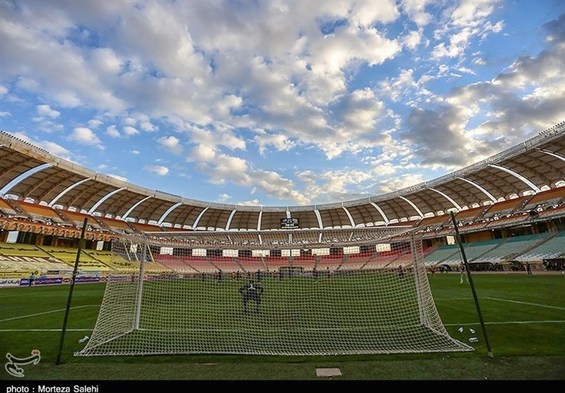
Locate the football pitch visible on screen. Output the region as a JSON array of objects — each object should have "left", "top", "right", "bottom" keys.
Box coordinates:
[{"left": 0, "top": 273, "right": 563, "bottom": 381}]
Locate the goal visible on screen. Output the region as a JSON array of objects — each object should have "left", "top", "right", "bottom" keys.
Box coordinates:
[{"left": 76, "top": 228, "right": 472, "bottom": 356}]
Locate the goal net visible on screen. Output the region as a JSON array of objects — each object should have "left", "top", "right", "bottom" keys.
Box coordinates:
[{"left": 76, "top": 228, "right": 473, "bottom": 356}]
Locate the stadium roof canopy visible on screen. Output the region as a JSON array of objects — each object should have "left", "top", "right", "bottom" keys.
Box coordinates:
[{"left": 0, "top": 122, "right": 564, "bottom": 231}]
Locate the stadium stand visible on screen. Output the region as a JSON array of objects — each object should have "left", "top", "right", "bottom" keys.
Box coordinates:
[
  {"left": 93, "top": 251, "right": 142, "bottom": 272},
  {"left": 0, "top": 122, "right": 564, "bottom": 276},
  {"left": 435, "top": 239, "right": 502, "bottom": 265},
  {"left": 36, "top": 245, "right": 111, "bottom": 271},
  {"left": 340, "top": 252, "right": 372, "bottom": 270},
  {"left": 0, "top": 243, "right": 73, "bottom": 273},
  {"left": 0, "top": 242, "right": 49, "bottom": 258},
  {"left": 290, "top": 255, "right": 317, "bottom": 270},
  {"left": 235, "top": 256, "right": 268, "bottom": 273},
  {"left": 417, "top": 214, "right": 450, "bottom": 229},
  {"left": 179, "top": 256, "right": 218, "bottom": 273},
  {"left": 522, "top": 187, "right": 565, "bottom": 212},
  {"left": 454, "top": 206, "right": 489, "bottom": 223},
  {"left": 97, "top": 217, "right": 133, "bottom": 232},
  {"left": 130, "top": 222, "right": 164, "bottom": 233},
  {"left": 515, "top": 231, "right": 565, "bottom": 261},
  {"left": 14, "top": 201, "right": 65, "bottom": 225},
  {"left": 363, "top": 250, "right": 405, "bottom": 269},
  {"left": 264, "top": 256, "right": 292, "bottom": 270},
  {"left": 0, "top": 198, "right": 20, "bottom": 217},
  {"left": 424, "top": 245, "right": 460, "bottom": 266},
  {"left": 208, "top": 255, "right": 241, "bottom": 273},
  {"left": 58, "top": 210, "right": 106, "bottom": 231},
  {"left": 482, "top": 196, "right": 530, "bottom": 219},
  {"left": 152, "top": 254, "right": 200, "bottom": 273}
]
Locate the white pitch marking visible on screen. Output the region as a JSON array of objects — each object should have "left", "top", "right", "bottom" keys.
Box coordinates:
[
  {"left": 484, "top": 296, "right": 565, "bottom": 311},
  {"left": 0, "top": 328, "right": 91, "bottom": 332},
  {"left": 445, "top": 320, "right": 565, "bottom": 326},
  {"left": 0, "top": 305, "right": 98, "bottom": 322}
]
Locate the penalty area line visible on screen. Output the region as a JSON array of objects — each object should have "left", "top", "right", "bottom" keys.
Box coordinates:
[
  {"left": 484, "top": 296, "right": 565, "bottom": 311},
  {"left": 0, "top": 328, "right": 92, "bottom": 332},
  {"left": 445, "top": 320, "right": 565, "bottom": 327},
  {"left": 0, "top": 305, "right": 98, "bottom": 323}
]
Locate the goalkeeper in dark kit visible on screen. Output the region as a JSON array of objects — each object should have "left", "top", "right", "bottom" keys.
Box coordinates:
[{"left": 239, "top": 281, "right": 264, "bottom": 314}]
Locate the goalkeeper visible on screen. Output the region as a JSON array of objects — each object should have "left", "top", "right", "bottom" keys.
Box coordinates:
[{"left": 239, "top": 281, "right": 264, "bottom": 314}]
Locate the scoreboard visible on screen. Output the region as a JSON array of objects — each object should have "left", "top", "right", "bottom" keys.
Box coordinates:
[{"left": 280, "top": 217, "right": 299, "bottom": 229}]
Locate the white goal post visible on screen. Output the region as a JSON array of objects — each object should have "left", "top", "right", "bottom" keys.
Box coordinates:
[{"left": 76, "top": 227, "right": 472, "bottom": 356}]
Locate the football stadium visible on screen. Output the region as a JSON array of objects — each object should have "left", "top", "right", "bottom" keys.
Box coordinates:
[
  {"left": 1, "top": 1, "right": 565, "bottom": 385},
  {"left": 0, "top": 123, "right": 564, "bottom": 381}
]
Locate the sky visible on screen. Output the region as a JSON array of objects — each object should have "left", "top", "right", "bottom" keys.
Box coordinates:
[{"left": 1, "top": 0, "right": 564, "bottom": 207}]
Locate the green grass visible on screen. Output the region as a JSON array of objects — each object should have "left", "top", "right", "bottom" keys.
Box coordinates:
[{"left": 0, "top": 273, "right": 564, "bottom": 381}]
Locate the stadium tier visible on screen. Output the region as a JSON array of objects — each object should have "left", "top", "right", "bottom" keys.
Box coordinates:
[
  {"left": 236, "top": 256, "right": 268, "bottom": 272},
  {"left": 36, "top": 245, "right": 111, "bottom": 271},
  {"left": 0, "top": 243, "right": 70, "bottom": 273},
  {"left": 515, "top": 231, "right": 565, "bottom": 261}
]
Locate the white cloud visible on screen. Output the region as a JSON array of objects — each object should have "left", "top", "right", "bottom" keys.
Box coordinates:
[
  {"left": 36, "top": 104, "right": 60, "bottom": 119},
  {"left": 0, "top": 85, "right": 8, "bottom": 95},
  {"left": 123, "top": 126, "right": 139, "bottom": 136},
  {"left": 0, "top": 0, "right": 406, "bottom": 166},
  {"left": 379, "top": 173, "right": 424, "bottom": 193},
  {"left": 158, "top": 135, "right": 183, "bottom": 154},
  {"left": 34, "top": 120, "right": 64, "bottom": 133},
  {"left": 432, "top": 27, "right": 473, "bottom": 59},
  {"left": 130, "top": 150, "right": 140, "bottom": 155},
  {"left": 251, "top": 169, "right": 309, "bottom": 205},
  {"left": 201, "top": 154, "right": 250, "bottom": 185},
  {"left": 33, "top": 104, "right": 63, "bottom": 132},
  {"left": 378, "top": 68, "right": 434, "bottom": 104},
  {"left": 139, "top": 119, "right": 158, "bottom": 132},
  {"left": 237, "top": 198, "right": 262, "bottom": 207},
  {"left": 450, "top": 0, "right": 501, "bottom": 28},
  {"left": 431, "top": 0, "right": 502, "bottom": 61},
  {"left": 87, "top": 119, "right": 103, "bottom": 129},
  {"left": 401, "top": 0, "right": 433, "bottom": 26},
  {"left": 216, "top": 193, "right": 231, "bottom": 203},
  {"left": 332, "top": 89, "right": 385, "bottom": 153},
  {"left": 254, "top": 132, "right": 295, "bottom": 156},
  {"left": 348, "top": 0, "right": 399, "bottom": 26},
  {"left": 297, "top": 168, "right": 374, "bottom": 203},
  {"left": 472, "top": 52, "right": 486, "bottom": 65},
  {"left": 403, "top": 19, "right": 565, "bottom": 169},
  {"left": 403, "top": 107, "right": 477, "bottom": 167},
  {"left": 69, "top": 127, "right": 103, "bottom": 148},
  {"left": 190, "top": 144, "right": 216, "bottom": 162},
  {"left": 144, "top": 165, "right": 169, "bottom": 176},
  {"left": 403, "top": 29, "right": 423, "bottom": 51},
  {"left": 194, "top": 148, "right": 310, "bottom": 204},
  {"left": 106, "top": 125, "right": 121, "bottom": 138},
  {"left": 213, "top": 94, "right": 243, "bottom": 119},
  {"left": 0, "top": 7, "right": 128, "bottom": 111}
]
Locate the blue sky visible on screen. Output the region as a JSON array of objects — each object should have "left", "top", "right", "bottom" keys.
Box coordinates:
[{"left": 1, "top": 0, "right": 564, "bottom": 207}]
